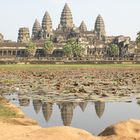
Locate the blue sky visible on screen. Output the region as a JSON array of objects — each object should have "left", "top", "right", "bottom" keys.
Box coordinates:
[{"left": 0, "top": 0, "right": 139, "bottom": 41}]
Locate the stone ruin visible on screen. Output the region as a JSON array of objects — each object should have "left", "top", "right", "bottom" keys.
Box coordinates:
[
  {"left": 17, "top": 27, "right": 30, "bottom": 43},
  {"left": 0, "top": 3, "right": 139, "bottom": 61},
  {"left": 17, "top": 3, "right": 106, "bottom": 43}
]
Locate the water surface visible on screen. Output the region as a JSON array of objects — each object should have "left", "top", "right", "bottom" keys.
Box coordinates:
[{"left": 4, "top": 93, "right": 140, "bottom": 135}]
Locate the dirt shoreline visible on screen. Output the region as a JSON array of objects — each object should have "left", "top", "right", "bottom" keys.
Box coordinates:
[{"left": 0, "top": 97, "right": 140, "bottom": 140}]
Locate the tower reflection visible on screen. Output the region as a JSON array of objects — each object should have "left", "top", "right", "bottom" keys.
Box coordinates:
[
  {"left": 94, "top": 101, "right": 105, "bottom": 118},
  {"left": 19, "top": 98, "right": 30, "bottom": 107},
  {"left": 33, "top": 99, "right": 42, "bottom": 114},
  {"left": 79, "top": 102, "right": 88, "bottom": 112},
  {"left": 59, "top": 102, "right": 75, "bottom": 126},
  {"left": 42, "top": 102, "right": 53, "bottom": 122}
]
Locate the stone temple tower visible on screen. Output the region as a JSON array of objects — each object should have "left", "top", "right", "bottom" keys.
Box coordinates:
[
  {"left": 59, "top": 3, "right": 74, "bottom": 30},
  {"left": 79, "top": 21, "right": 87, "bottom": 32},
  {"left": 32, "top": 19, "right": 41, "bottom": 40},
  {"left": 94, "top": 15, "right": 106, "bottom": 40},
  {"left": 17, "top": 27, "right": 30, "bottom": 43},
  {"left": 42, "top": 11, "right": 53, "bottom": 39}
]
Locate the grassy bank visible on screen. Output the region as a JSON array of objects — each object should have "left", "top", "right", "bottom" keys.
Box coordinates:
[
  {"left": 0, "top": 64, "right": 140, "bottom": 69},
  {"left": 0, "top": 98, "right": 17, "bottom": 118},
  {"left": 0, "top": 104, "right": 16, "bottom": 118}
]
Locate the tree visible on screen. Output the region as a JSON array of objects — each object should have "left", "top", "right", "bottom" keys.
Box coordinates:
[
  {"left": 63, "top": 39, "right": 85, "bottom": 59},
  {"left": 26, "top": 41, "right": 37, "bottom": 58},
  {"left": 72, "top": 42, "right": 85, "bottom": 58},
  {"left": 136, "top": 31, "right": 140, "bottom": 47},
  {"left": 107, "top": 44, "right": 119, "bottom": 58},
  {"left": 63, "top": 43, "right": 73, "bottom": 58},
  {"left": 43, "top": 39, "right": 54, "bottom": 56}
]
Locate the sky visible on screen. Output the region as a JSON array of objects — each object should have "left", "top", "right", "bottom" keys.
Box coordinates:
[{"left": 0, "top": 0, "right": 140, "bottom": 41}]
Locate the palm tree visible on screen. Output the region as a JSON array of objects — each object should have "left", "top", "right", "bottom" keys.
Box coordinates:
[
  {"left": 107, "top": 44, "right": 119, "bottom": 59},
  {"left": 43, "top": 39, "right": 54, "bottom": 56},
  {"left": 73, "top": 42, "right": 85, "bottom": 58},
  {"left": 26, "top": 41, "right": 37, "bottom": 58},
  {"left": 63, "top": 43, "right": 73, "bottom": 58},
  {"left": 63, "top": 39, "right": 85, "bottom": 59}
]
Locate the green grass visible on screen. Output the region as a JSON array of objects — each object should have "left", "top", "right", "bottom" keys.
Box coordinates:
[
  {"left": 0, "top": 104, "right": 16, "bottom": 118},
  {"left": 0, "top": 64, "right": 140, "bottom": 69}
]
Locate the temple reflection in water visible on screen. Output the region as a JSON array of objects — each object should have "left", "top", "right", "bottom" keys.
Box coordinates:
[
  {"left": 33, "top": 99, "right": 42, "bottom": 114},
  {"left": 79, "top": 102, "right": 88, "bottom": 112},
  {"left": 42, "top": 102, "right": 53, "bottom": 122},
  {"left": 94, "top": 101, "right": 105, "bottom": 118},
  {"left": 18, "top": 98, "right": 106, "bottom": 126},
  {"left": 19, "top": 98, "right": 30, "bottom": 107},
  {"left": 58, "top": 102, "right": 77, "bottom": 126}
]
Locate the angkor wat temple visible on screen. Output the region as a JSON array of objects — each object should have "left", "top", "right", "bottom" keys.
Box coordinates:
[{"left": 0, "top": 3, "right": 140, "bottom": 62}]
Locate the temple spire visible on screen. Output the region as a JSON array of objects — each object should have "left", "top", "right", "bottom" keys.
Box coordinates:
[
  {"left": 59, "top": 3, "right": 74, "bottom": 30},
  {"left": 79, "top": 21, "right": 87, "bottom": 32},
  {"left": 42, "top": 11, "right": 52, "bottom": 39},
  {"left": 94, "top": 14, "right": 106, "bottom": 40},
  {"left": 32, "top": 19, "right": 41, "bottom": 40}
]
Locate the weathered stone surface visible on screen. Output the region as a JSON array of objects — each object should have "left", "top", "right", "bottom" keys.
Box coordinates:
[
  {"left": 59, "top": 3, "right": 74, "bottom": 30},
  {"left": 94, "top": 15, "right": 106, "bottom": 40},
  {"left": 17, "top": 27, "right": 30, "bottom": 43},
  {"left": 42, "top": 11, "right": 52, "bottom": 39},
  {"left": 32, "top": 19, "right": 41, "bottom": 40},
  {"left": 79, "top": 21, "right": 87, "bottom": 32}
]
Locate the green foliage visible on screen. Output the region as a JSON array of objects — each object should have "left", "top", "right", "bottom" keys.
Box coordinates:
[
  {"left": 63, "top": 39, "right": 85, "bottom": 58},
  {"left": 26, "top": 41, "right": 37, "bottom": 57},
  {"left": 44, "top": 39, "right": 54, "bottom": 54},
  {"left": 107, "top": 44, "right": 119, "bottom": 57},
  {"left": 0, "top": 104, "right": 16, "bottom": 118},
  {"left": 136, "top": 32, "right": 140, "bottom": 47},
  {"left": 63, "top": 40, "right": 73, "bottom": 57},
  {"left": 0, "top": 64, "right": 140, "bottom": 69}
]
